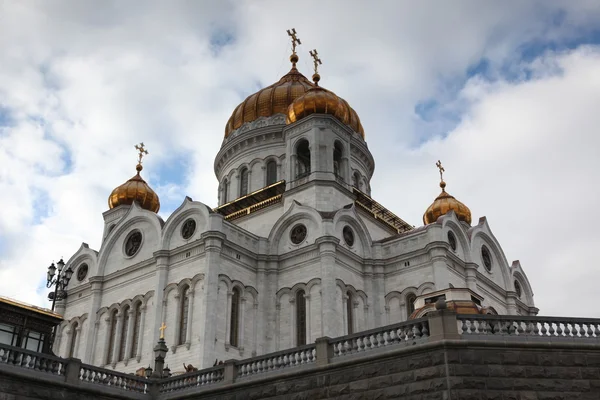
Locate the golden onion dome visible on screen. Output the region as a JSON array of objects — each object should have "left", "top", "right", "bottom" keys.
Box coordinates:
[
  {"left": 423, "top": 180, "right": 471, "bottom": 225},
  {"left": 108, "top": 163, "right": 160, "bottom": 213},
  {"left": 224, "top": 60, "right": 316, "bottom": 138},
  {"left": 286, "top": 73, "right": 365, "bottom": 137}
]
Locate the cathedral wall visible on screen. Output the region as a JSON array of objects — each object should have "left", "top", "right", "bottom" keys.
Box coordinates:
[
  {"left": 446, "top": 265, "right": 468, "bottom": 288},
  {"left": 103, "top": 220, "right": 160, "bottom": 277},
  {"left": 232, "top": 205, "right": 285, "bottom": 238},
  {"left": 357, "top": 212, "right": 395, "bottom": 241},
  {"left": 333, "top": 261, "right": 365, "bottom": 294},
  {"left": 222, "top": 224, "right": 260, "bottom": 253},
  {"left": 61, "top": 293, "right": 90, "bottom": 325},
  {"left": 384, "top": 265, "right": 434, "bottom": 297},
  {"left": 218, "top": 258, "right": 257, "bottom": 289},
  {"left": 278, "top": 260, "right": 321, "bottom": 290},
  {"left": 100, "top": 268, "right": 155, "bottom": 308},
  {"left": 165, "top": 215, "right": 208, "bottom": 251},
  {"left": 284, "top": 184, "right": 355, "bottom": 212},
  {"left": 167, "top": 256, "right": 206, "bottom": 287}
]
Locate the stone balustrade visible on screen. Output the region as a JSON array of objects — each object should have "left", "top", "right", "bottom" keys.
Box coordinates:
[
  {"left": 80, "top": 363, "right": 149, "bottom": 393},
  {"left": 160, "top": 365, "right": 224, "bottom": 393},
  {"left": 0, "top": 344, "right": 66, "bottom": 376}
]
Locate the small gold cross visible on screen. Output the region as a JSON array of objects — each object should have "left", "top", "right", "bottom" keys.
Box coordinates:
[
  {"left": 135, "top": 142, "right": 149, "bottom": 165},
  {"left": 287, "top": 28, "right": 302, "bottom": 54},
  {"left": 159, "top": 322, "right": 167, "bottom": 339},
  {"left": 436, "top": 160, "right": 445, "bottom": 182},
  {"left": 309, "top": 49, "right": 322, "bottom": 75}
]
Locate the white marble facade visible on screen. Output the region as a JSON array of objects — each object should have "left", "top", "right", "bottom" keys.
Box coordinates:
[{"left": 55, "top": 113, "right": 537, "bottom": 373}]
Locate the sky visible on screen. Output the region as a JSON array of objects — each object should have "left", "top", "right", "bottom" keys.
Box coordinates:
[{"left": 0, "top": 1, "right": 599, "bottom": 317}]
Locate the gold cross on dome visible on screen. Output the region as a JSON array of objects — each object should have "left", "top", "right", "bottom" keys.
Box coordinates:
[
  {"left": 436, "top": 160, "right": 445, "bottom": 182},
  {"left": 287, "top": 28, "right": 301, "bottom": 54},
  {"left": 309, "top": 49, "right": 322, "bottom": 74},
  {"left": 135, "top": 142, "right": 149, "bottom": 164},
  {"left": 159, "top": 322, "right": 167, "bottom": 339}
]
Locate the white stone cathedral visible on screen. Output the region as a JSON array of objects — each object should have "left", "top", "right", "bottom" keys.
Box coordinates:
[{"left": 54, "top": 39, "right": 538, "bottom": 373}]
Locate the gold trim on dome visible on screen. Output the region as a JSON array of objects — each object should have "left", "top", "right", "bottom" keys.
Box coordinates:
[{"left": 423, "top": 160, "right": 471, "bottom": 225}]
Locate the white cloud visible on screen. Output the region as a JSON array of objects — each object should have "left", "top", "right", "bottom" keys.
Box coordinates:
[{"left": 0, "top": 1, "right": 598, "bottom": 317}]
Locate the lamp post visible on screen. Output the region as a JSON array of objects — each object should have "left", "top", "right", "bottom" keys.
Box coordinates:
[{"left": 46, "top": 258, "right": 74, "bottom": 312}]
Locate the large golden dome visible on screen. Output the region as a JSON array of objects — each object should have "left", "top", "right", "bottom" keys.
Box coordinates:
[
  {"left": 108, "top": 164, "right": 160, "bottom": 213},
  {"left": 423, "top": 181, "right": 471, "bottom": 225},
  {"left": 224, "top": 63, "right": 316, "bottom": 138},
  {"left": 286, "top": 80, "right": 364, "bottom": 137}
]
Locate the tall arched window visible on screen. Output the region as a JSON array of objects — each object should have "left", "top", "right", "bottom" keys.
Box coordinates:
[
  {"left": 346, "top": 291, "right": 354, "bottom": 334},
  {"left": 333, "top": 142, "right": 343, "bottom": 178},
  {"left": 239, "top": 168, "right": 249, "bottom": 196},
  {"left": 406, "top": 294, "right": 416, "bottom": 318},
  {"left": 130, "top": 302, "right": 142, "bottom": 359},
  {"left": 230, "top": 288, "right": 241, "bottom": 347},
  {"left": 353, "top": 172, "right": 360, "bottom": 189},
  {"left": 118, "top": 305, "right": 129, "bottom": 361},
  {"left": 266, "top": 160, "right": 277, "bottom": 185},
  {"left": 68, "top": 322, "right": 78, "bottom": 358},
  {"left": 106, "top": 310, "right": 118, "bottom": 364},
  {"left": 296, "top": 140, "right": 311, "bottom": 178},
  {"left": 296, "top": 290, "right": 307, "bottom": 345},
  {"left": 179, "top": 286, "right": 190, "bottom": 345},
  {"left": 222, "top": 179, "right": 228, "bottom": 204}
]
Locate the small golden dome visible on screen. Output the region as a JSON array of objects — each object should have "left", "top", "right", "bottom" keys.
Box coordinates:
[
  {"left": 108, "top": 164, "right": 160, "bottom": 213},
  {"left": 423, "top": 180, "right": 471, "bottom": 225},
  {"left": 286, "top": 83, "right": 364, "bottom": 137},
  {"left": 224, "top": 65, "right": 316, "bottom": 138}
]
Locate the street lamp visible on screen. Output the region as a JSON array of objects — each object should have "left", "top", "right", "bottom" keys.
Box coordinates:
[{"left": 46, "top": 258, "right": 73, "bottom": 312}]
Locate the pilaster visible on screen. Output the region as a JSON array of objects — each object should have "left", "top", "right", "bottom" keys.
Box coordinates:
[
  {"left": 316, "top": 236, "right": 341, "bottom": 337},
  {"left": 84, "top": 276, "right": 103, "bottom": 363},
  {"left": 152, "top": 250, "right": 170, "bottom": 345}
]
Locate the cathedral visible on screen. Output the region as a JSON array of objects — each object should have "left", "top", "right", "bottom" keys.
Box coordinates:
[{"left": 54, "top": 31, "right": 538, "bottom": 373}]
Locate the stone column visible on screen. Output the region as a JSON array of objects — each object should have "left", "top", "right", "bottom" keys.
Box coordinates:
[
  {"left": 111, "top": 312, "right": 123, "bottom": 366},
  {"left": 342, "top": 294, "right": 349, "bottom": 335},
  {"left": 464, "top": 262, "right": 478, "bottom": 292},
  {"left": 372, "top": 261, "right": 386, "bottom": 327},
  {"left": 73, "top": 325, "right": 82, "bottom": 359},
  {"left": 255, "top": 258, "right": 267, "bottom": 355},
  {"left": 317, "top": 236, "right": 341, "bottom": 338},
  {"left": 224, "top": 290, "right": 232, "bottom": 349},
  {"left": 89, "top": 320, "right": 99, "bottom": 362},
  {"left": 341, "top": 155, "right": 350, "bottom": 185},
  {"left": 275, "top": 302, "right": 281, "bottom": 351},
  {"left": 290, "top": 154, "right": 297, "bottom": 182},
  {"left": 239, "top": 297, "right": 247, "bottom": 353},
  {"left": 102, "top": 317, "right": 111, "bottom": 365},
  {"left": 429, "top": 246, "right": 448, "bottom": 291},
  {"left": 124, "top": 309, "right": 135, "bottom": 364},
  {"left": 200, "top": 231, "right": 225, "bottom": 367},
  {"left": 135, "top": 305, "right": 146, "bottom": 362},
  {"left": 172, "top": 294, "right": 180, "bottom": 351},
  {"left": 252, "top": 302, "right": 258, "bottom": 356},
  {"left": 289, "top": 297, "right": 296, "bottom": 347},
  {"left": 185, "top": 289, "right": 195, "bottom": 349},
  {"left": 84, "top": 277, "right": 103, "bottom": 363},
  {"left": 152, "top": 250, "right": 170, "bottom": 345},
  {"left": 305, "top": 294, "right": 312, "bottom": 343},
  {"left": 506, "top": 292, "right": 518, "bottom": 315},
  {"left": 363, "top": 265, "right": 375, "bottom": 329}
]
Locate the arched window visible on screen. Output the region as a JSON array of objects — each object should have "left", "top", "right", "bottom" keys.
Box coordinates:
[
  {"left": 346, "top": 291, "right": 354, "bottom": 334},
  {"left": 296, "top": 140, "right": 311, "bottom": 178},
  {"left": 514, "top": 280, "right": 522, "bottom": 299},
  {"left": 68, "top": 322, "right": 78, "bottom": 358},
  {"left": 296, "top": 290, "right": 307, "bottom": 345},
  {"left": 130, "top": 302, "right": 142, "bottom": 359},
  {"left": 333, "top": 142, "right": 343, "bottom": 178},
  {"left": 106, "top": 310, "right": 118, "bottom": 364},
  {"left": 179, "top": 286, "right": 190, "bottom": 345},
  {"left": 230, "top": 288, "right": 241, "bottom": 347},
  {"left": 406, "top": 294, "right": 416, "bottom": 318},
  {"left": 239, "top": 168, "right": 249, "bottom": 196},
  {"left": 352, "top": 172, "right": 360, "bottom": 189},
  {"left": 266, "top": 160, "right": 277, "bottom": 185},
  {"left": 118, "top": 305, "right": 129, "bottom": 361},
  {"left": 222, "top": 179, "right": 228, "bottom": 204}
]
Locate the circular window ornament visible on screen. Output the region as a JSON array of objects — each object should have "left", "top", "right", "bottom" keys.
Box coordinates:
[
  {"left": 181, "top": 218, "right": 196, "bottom": 240},
  {"left": 290, "top": 224, "right": 307, "bottom": 245},
  {"left": 514, "top": 280, "right": 522, "bottom": 299},
  {"left": 343, "top": 226, "right": 355, "bottom": 247},
  {"left": 124, "top": 230, "right": 143, "bottom": 257},
  {"left": 447, "top": 231, "right": 457, "bottom": 251},
  {"left": 481, "top": 245, "right": 492, "bottom": 272},
  {"left": 77, "top": 263, "right": 88, "bottom": 282}
]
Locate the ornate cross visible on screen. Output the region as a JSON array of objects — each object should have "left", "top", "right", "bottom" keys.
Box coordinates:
[
  {"left": 309, "top": 49, "right": 322, "bottom": 74},
  {"left": 436, "top": 160, "right": 445, "bottom": 181},
  {"left": 287, "top": 28, "right": 301, "bottom": 54},
  {"left": 159, "top": 322, "right": 167, "bottom": 339},
  {"left": 135, "top": 142, "right": 149, "bottom": 164}
]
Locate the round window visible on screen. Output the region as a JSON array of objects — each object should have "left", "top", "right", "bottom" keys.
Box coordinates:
[
  {"left": 447, "top": 231, "right": 457, "bottom": 251},
  {"left": 514, "top": 280, "right": 522, "bottom": 299},
  {"left": 181, "top": 218, "right": 197, "bottom": 240},
  {"left": 124, "top": 230, "right": 143, "bottom": 257},
  {"left": 343, "top": 226, "right": 355, "bottom": 247},
  {"left": 481, "top": 245, "right": 492, "bottom": 272},
  {"left": 290, "top": 224, "right": 307, "bottom": 244},
  {"left": 77, "top": 263, "right": 88, "bottom": 282}
]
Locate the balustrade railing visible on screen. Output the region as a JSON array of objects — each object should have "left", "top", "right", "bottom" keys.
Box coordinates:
[
  {"left": 79, "top": 364, "right": 148, "bottom": 393},
  {"left": 237, "top": 343, "right": 316, "bottom": 379},
  {"left": 160, "top": 365, "right": 224, "bottom": 393},
  {"left": 457, "top": 314, "right": 600, "bottom": 340},
  {"left": 331, "top": 318, "right": 429, "bottom": 358},
  {"left": 0, "top": 344, "right": 66, "bottom": 376}
]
